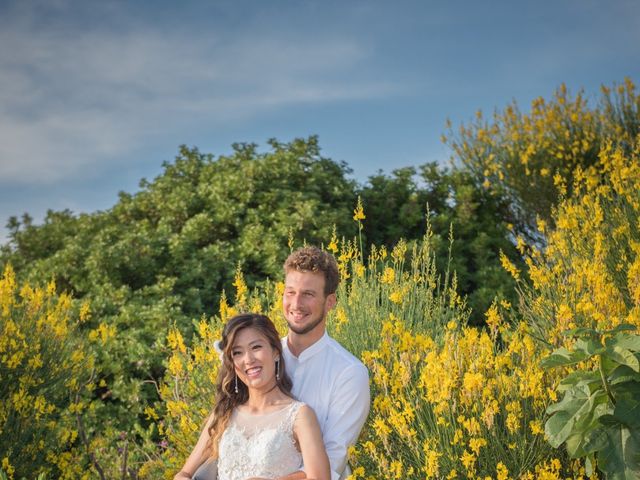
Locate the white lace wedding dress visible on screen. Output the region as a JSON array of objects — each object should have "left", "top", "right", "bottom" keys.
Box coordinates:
[{"left": 194, "top": 401, "right": 304, "bottom": 480}]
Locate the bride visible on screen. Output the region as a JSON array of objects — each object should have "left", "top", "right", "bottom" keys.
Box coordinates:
[{"left": 174, "top": 313, "right": 330, "bottom": 480}]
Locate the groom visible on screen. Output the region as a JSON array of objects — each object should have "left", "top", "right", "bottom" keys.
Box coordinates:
[{"left": 280, "top": 246, "right": 370, "bottom": 480}]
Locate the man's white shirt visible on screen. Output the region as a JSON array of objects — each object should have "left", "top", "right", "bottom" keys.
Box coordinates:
[{"left": 282, "top": 332, "right": 370, "bottom": 480}]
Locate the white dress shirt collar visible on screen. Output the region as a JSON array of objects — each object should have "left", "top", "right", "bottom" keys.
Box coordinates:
[{"left": 286, "top": 330, "right": 330, "bottom": 362}]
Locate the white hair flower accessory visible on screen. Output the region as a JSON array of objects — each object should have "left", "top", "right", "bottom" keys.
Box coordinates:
[{"left": 213, "top": 339, "right": 224, "bottom": 361}]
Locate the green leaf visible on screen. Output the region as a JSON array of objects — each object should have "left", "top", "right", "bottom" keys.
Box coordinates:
[
  {"left": 600, "top": 414, "right": 622, "bottom": 427},
  {"left": 606, "top": 324, "right": 639, "bottom": 335},
  {"left": 564, "top": 400, "right": 612, "bottom": 457},
  {"left": 545, "top": 382, "right": 597, "bottom": 448},
  {"left": 566, "top": 432, "right": 588, "bottom": 458},
  {"left": 564, "top": 327, "right": 601, "bottom": 338},
  {"left": 557, "top": 370, "right": 601, "bottom": 392},
  {"left": 585, "top": 454, "right": 595, "bottom": 477},
  {"left": 609, "top": 365, "right": 640, "bottom": 385},
  {"left": 607, "top": 333, "right": 640, "bottom": 353},
  {"left": 582, "top": 426, "right": 609, "bottom": 454},
  {"left": 606, "top": 346, "right": 640, "bottom": 372},
  {"left": 574, "top": 337, "right": 604, "bottom": 356},
  {"left": 597, "top": 423, "right": 640, "bottom": 480},
  {"left": 611, "top": 382, "right": 640, "bottom": 429},
  {"left": 541, "top": 347, "right": 588, "bottom": 369}
]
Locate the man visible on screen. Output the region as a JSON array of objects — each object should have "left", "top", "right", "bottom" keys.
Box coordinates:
[{"left": 280, "top": 246, "right": 370, "bottom": 480}]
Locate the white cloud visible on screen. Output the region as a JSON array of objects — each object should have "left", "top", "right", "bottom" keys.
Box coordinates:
[{"left": 0, "top": 1, "right": 395, "bottom": 185}]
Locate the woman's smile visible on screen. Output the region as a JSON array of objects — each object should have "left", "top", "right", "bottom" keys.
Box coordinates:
[{"left": 231, "top": 327, "right": 278, "bottom": 390}]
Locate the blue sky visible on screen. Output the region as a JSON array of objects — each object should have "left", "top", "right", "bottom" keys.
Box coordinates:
[{"left": 1, "top": 0, "right": 639, "bottom": 243}]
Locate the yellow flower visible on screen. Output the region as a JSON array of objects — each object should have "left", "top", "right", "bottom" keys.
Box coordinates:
[
  {"left": 423, "top": 444, "right": 441, "bottom": 478},
  {"left": 167, "top": 353, "right": 184, "bottom": 376},
  {"left": 537, "top": 218, "right": 547, "bottom": 233},
  {"left": 485, "top": 302, "right": 502, "bottom": 337},
  {"left": 2, "top": 457, "right": 15, "bottom": 479},
  {"left": 79, "top": 302, "right": 91, "bottom": 322},
  {"left": 328, "top": 225, "right": 339, "bottom": 253},
  {"left": 496, "top": 462, "right": 509, "bottom": 480},
  {"left": 468, "top": 437, "right": 487, "bottom": 455},
  {"left": 353, "top": 196, "right": 366, "bottom": 221},
  {"left": 381, "top": 267, "right": 395, "bottom": 284},
  {"left": 529, "top": 419, "right": 544, "bottom": 435},
  {"left": 390, "top": 460, "right": 403, "bottom": 479},
  {"left": 167, "top": 327, "right": 187, "bottom": 353},
  {"left": 144, "top": 406, "right": 159, "bottom": 420},
  {"left": 389, "top": 290, "right": 403, "bottom": 304},
  {"left": 500, "top": 251, "right": 521, "bottom": 280},
  {"left": 232, "top": 267, "right": 248, "bottom": 305},
  {"left": 460, "top": 450, "right": 476, "bottom": 473}
]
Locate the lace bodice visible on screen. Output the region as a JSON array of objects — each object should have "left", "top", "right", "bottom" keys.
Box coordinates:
[{"left": 217, "top": 401, "right": 304, "bottom": 480}]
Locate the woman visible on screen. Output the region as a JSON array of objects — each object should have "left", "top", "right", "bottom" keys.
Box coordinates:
[{"left": 174, "top": 313, "right": 330, "bottom": 480}]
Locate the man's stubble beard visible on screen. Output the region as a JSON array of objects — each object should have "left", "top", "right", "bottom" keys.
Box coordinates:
[{"left": 286, "top": 307, "right": 326, "bottom": 335}]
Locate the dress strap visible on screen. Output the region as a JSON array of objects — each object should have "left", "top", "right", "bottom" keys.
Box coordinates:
[{"left": 286, "top": 401, "right": 305, "bottom": 430}]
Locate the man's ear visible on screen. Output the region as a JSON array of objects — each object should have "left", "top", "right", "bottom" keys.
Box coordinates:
[{"left": 326, "top": 292, "right": 337, "bottom": 311}]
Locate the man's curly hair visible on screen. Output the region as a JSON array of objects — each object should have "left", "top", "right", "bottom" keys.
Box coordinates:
[{"left": 283, "top": 246, "right": 340, "bottom": 295}]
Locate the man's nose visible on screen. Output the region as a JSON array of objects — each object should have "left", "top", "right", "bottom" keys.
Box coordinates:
[{"left": 290, "top": 293, "right": 303, "bottom": 307}]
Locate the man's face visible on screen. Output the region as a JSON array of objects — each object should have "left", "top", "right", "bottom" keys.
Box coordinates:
[{"left": 283, "top": 269, "right": 336, "bottom": 336}]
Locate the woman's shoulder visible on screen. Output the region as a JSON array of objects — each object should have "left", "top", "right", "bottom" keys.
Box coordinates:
[{"left": 291, "top": 401, "right": 318, "bottom": 423}]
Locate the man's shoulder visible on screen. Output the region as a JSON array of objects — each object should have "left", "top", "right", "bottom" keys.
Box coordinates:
[{"left": 322, "top": 335, "right": 367, "bottom": 372}]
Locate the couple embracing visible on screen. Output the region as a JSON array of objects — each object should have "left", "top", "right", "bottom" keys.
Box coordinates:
[{"left": 175, "top": 247, "right": 371, "bottom": 480}]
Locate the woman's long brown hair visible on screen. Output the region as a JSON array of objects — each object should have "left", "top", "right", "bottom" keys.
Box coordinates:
[{"left": 204, "top": 313, "right": 293, "bottom": 459}]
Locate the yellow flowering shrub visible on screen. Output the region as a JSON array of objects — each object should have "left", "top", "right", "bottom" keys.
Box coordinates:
[
  {"left": 522, "top": 137, "right": 640, "bottom": 348},
  {"left": 446, "top": 78, "right": 639, "bottom": 240},
  {"left": 0, "top": 265, "right": 93, "bottom": 479},
  {"left": 349, "top": 314, "right": 584, "bottom": 479}
]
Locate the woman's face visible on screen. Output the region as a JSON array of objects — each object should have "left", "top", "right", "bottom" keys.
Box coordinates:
[{"left": 230, "top": 327, "right": 278, "bottom": 391}]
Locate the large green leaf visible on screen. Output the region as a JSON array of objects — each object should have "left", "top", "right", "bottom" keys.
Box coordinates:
[
  {"left": 545, "top": 382, "right": 598, "bottom": 448},
  {"left": 564, "top": 398, "right": 612, "bottom": 457},
  {"left": 607, "top": 346, "right": 640, "bottom": 372},
  {"left": 609, "top": 365, "right": 640, "bottom": 385},
  {"left": 597, "top": 422, "right": 640, "bottom": 480},
  {"left": 574, "top": 337, "right": 604, "bottom": 357},
  {"left": 564, "top": 327, "right": 601, "bottom": 338},
  {"left": 611, "top": 382, "right": 640, "bottom": 429},
  {"left": 607, "top": 333, "right": 640, "bottom": 353},
  {"left": 541, "top": 347, "right": 588, "bottom": 369},
  {"left": 606, "top": 324, "right": 639, "bottom": 336},
  {"left": 581, "top": 426, "right": 609, "bottom": 454},
  {"left": 557, "top": 370, "right": 601, "bottom": 392}
]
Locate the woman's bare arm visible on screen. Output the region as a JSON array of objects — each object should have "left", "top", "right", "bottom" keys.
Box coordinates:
[{"left": 293, "top": 405, "right": 330, "bottom": 480}]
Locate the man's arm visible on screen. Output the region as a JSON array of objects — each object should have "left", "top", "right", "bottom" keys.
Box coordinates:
[{"left": 323, "top": 363, "right": 370, "bottom": 480}]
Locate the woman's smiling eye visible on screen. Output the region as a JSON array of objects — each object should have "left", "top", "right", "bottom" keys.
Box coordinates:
[{"left": 231, "top": 350, "right": 242, "bottom": 357}]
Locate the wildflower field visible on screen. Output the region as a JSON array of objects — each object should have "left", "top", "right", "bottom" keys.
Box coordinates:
[{"left": 1, "top": 80, "right": 640, "bottom": 479}]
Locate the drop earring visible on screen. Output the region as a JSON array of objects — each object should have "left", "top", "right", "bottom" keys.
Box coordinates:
[
  {"left": 276, "top": 358, "right": 280, "bottom": 381},
  {"left": 234, "top": 374, "right": 238, "bottom": 393}
]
